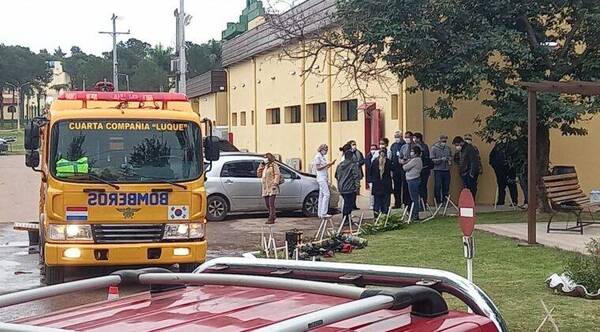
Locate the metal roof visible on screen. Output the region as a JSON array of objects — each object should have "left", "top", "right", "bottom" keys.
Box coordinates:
[
  {"left": 186, "top": 70, "right": 227, "bottom": 98},
  {"left": 221, "top": 0, "right": 337, "bottom": 67}
]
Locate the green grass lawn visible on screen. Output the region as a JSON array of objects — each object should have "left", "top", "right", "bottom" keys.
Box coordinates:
[
  {"left": 0, "top": 129, "right": 24, "bottom": 154},
  {"left": 336, "top": 211, "right": 600, "bottom": 331}
]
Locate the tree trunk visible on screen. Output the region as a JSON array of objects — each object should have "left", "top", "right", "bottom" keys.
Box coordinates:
[
  {"left": 536, "top": 125, "right": 551, "bottom": 212},
  {"left": 0, "top": 93, "right": 4, "bottom": 128},
  {"left": 19, "top": 89, "right": 26, "bottom": 124}
]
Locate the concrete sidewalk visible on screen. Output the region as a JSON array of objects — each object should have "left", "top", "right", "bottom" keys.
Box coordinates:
[{"left": 476, "top": 222, "right": 600, "bottom": 254}]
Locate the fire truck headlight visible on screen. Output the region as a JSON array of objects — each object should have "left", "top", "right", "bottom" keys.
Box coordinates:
[
  {"left": 47, "top": 225, "right": 66, "bottom": 241},
  {"left": 189, "top": 223, "right": 205, "bottom": 239},
  {"left": 65, "top": 225, "right": 93, "bottom": 241},
  {"left": 48, "top": 225, "right": 92, "bottom": 241},
  {"left": 164, "top": 223, "right": 205, "bottom": 240}
]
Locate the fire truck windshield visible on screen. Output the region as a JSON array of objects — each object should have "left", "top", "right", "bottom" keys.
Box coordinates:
[{"left": 49, "top": 120, "right": 202, "bottom": 184}]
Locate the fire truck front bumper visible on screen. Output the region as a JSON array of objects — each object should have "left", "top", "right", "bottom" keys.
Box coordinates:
[{"left": 44, "top": 241, "right": 207, "bottom": 266}]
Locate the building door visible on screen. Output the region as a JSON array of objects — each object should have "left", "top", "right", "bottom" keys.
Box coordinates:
[{"left": 360, "top": 102, "right": 381, "bottom": 151}]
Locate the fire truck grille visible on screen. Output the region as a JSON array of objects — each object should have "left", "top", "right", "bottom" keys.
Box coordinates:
[{"left": 92, "top": 224, "right": 164, "bottom": 243}]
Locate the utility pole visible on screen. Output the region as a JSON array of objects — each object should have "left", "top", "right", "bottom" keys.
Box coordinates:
[
  {"left": 176, "top": 0, "right": 192, "bottom": 94},
  {"left": 99, "top": 14, "right": 130, "bottom": 91}
]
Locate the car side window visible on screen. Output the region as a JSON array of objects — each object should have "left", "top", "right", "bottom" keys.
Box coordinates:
[
  {"left": 278, "top": 165, "right": 294, "bottom": 179},
  {"left": 220, "top": 161, "right": 257, "bottom": 178}
]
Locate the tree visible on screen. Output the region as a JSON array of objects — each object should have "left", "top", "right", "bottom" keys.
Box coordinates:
[
  {"left": 269, "top": 0, "right": 600, "bottom": 210},
  {"left": 130, "top": 59, "right": 169, "bottom": 92},
  {"left": 186, "top": 40, "right": 222, "bottom": 77},
  {"left": 53, "top": 47, "right": 66, "bottom": 59},
  {"left": 0, "top": 45, "right": 51, "bottom": 126}
]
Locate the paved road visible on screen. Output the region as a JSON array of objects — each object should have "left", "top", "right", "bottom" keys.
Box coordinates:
[{"left": 0, "top": 154, "right": 326, "bottom": 321}]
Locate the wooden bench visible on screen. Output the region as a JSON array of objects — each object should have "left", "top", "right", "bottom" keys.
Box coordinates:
[{"left": 542, "top": 173, "right": 600, "bottom": 234}]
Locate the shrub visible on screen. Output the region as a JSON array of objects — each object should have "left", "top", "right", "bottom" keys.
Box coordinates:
[{"left": 564, "top": 238, "right": 600, "bottom": 292}]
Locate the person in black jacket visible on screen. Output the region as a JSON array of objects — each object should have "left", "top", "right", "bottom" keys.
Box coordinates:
[
  {"left": 489, "top": 141, "right": 518, "bottom": 206},
  {"left": 335, "top": 150, "right": 361, "bottom": 223},
  {"left": 414, "top": 132, "right": 432, "bottom": 205},
  {"left": 452, "top": 136, "right": 481, "bottom": 198},
  {"left": 370, "top": 147, "right": 393, "bottom": 215},
  {"left": 364, "top": 144, "right": 378, "bottom": 208},
  {"left": 389, "top": 131, "right": 405, "bottom": 208}
]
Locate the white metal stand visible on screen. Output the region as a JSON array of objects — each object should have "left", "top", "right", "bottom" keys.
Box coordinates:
[
  {"left": 314, "top": 216, "right": 335, "bottom": 241},
  {"left": 261, "top": 225, "right": 278, "bottom": 259}
]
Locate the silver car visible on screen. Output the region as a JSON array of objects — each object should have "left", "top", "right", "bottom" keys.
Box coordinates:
[{"left": 205, "top": 152, "right": 340, "bottom": 221}]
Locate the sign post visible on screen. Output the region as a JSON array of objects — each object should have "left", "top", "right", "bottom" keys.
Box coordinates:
[
  {"left": 458, "top": 188, "right": 476, "bottom": 313},
  {"left": 458, "top": 188, "right": 477, "bottom": 282}
]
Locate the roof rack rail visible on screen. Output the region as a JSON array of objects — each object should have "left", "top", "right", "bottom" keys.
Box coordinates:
[{"left": 0, "top": 258, "right": 507, "bottom": 332}]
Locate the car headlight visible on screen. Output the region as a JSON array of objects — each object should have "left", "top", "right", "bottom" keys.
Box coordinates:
[
  {"left": 47, "top": 224, "right": 93, "bottom": 241},
  {"left": 164, "top": 223, "right": 205, "bottom": 240}
]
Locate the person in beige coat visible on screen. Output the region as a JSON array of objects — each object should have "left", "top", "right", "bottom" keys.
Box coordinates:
[{"left": 257, "top": 153, "right": 281, "bottom": 224}]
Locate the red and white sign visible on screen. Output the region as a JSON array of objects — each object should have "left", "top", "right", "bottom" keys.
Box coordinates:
[{"left": 458, "top": 188, "right": 476, "bottom": 237}]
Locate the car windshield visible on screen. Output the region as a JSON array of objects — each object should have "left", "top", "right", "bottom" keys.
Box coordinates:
[{"left": 50, "top": 120, "right": 202, "bottom": 183}]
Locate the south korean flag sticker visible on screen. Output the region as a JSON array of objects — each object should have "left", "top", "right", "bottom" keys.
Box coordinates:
[{"left": 169, "top": 205, "right": 189, "bottom": 220}]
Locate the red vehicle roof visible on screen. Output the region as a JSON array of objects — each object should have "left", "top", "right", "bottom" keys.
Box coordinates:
[{"left": 15, "top": 284, "right": 497, "bottom": 331}]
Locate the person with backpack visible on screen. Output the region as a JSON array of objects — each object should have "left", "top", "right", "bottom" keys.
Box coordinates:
[
  {"left": 257, "top": 153, "right": 282, "bottom": 224},
  {"left": 335, "top": 150, "right": 361, "bottom": 224}
]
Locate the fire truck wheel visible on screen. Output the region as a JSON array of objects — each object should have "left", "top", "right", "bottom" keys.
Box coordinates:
[
  {"left": 43, "top": 265, "right": 65, "bottom": 285},
  {"left": 179, "top": 263, "right": 201, "bottom": 273}
]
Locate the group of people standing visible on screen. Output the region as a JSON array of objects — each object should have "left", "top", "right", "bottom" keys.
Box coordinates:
[
  {"left": 313, "top": 132, "right": 483, "bottom": 222},
  {"left": 259, "top": 132, "right": 485, "bottom": 225}
]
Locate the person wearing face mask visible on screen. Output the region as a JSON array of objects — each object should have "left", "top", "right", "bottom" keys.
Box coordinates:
[
  {"left": 402, "top": 146, "right": 423, "bottom": 220},
  {"left": 364, "top": 144, "right": 378, "bottom": 209},
  {"left": 371, "top": 139, "right": 388, "bottom": 161},
  {"left": 413, "top": 132, "right": 432, "bottom": 205},
  {"left": 464, "top": 133, "right": 483, "bottom": 176},
  {"left": 398, "top": 131, "right": 414, "bottom": 206},
  {"left": 431, "top": 134, "right": 453, "bottom": 205},
  {"left": 313, "top": 144, "right": 336, "bottom": 219},
  {"left": 347, "top": 140, "right": 365, "bottom": 208},
  {"left": 370, "top": 147, "right": 393, "bottom": 216},
  {"left": 389, "top": 131, "right": 406, "bottom": 209},
  {"left": 452, "top": 136, "right": 480, "bottom": 198},
  {"left": 257, "top": 153, "right": 282, "bottom": 224}
]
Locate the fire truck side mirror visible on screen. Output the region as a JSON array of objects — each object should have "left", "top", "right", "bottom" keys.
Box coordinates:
[
  {"left": 25, "top": 150, "right": 40, "bottom": 168},
  {"left": 24, "top": 121, "right": 40, "bottom": 151},
  {"left": 204, "top": 136, "right": 220, "bottom": 162}
]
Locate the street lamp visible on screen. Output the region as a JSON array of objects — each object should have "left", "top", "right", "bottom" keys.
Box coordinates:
[{"left": 3, "top": 82, "right": 31, "bottom": 130}]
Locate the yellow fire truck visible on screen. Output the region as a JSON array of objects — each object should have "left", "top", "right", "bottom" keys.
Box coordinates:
[{"left": 23, "top": 91, "right": 219, "bottom": 284}]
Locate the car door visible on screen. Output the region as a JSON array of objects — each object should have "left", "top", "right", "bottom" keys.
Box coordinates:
[
  {"left": 220, "top": 160, "right": 262, "bottom": 211},
  {"left": 277, "top": 164, "right": 303, "bottom": 209}
]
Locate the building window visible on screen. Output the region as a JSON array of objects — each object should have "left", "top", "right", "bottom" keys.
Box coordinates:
[
  {"left": 240, "top": 111, "right": 247, "bottom": 126},
  {"left": 339, "top": 99, "right": 358, "bottom": 121},
  {"left": 266, "top": 108, "right": 281, "bottom": 124},
  {"left": 391, "top": 94, "right": 399, "bottom": 120},
  {"left": 285, "top": 105, "right": 301, "bottom": 123},
  {"left": 232, "top": 113, "right": 238, "bottom": 126},
  {"left": 251, "top": 111, "right": 255, "bottom": 125},
  {"left": 307, "top": 103, "right": 327, "bottom": 123}
]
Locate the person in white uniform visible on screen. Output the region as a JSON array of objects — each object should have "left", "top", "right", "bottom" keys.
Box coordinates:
[{"left": 313, "top": 144, "right": 336, "bottom": 219}]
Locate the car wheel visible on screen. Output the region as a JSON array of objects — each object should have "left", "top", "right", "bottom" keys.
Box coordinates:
[
  {"left": 207, "top": 195, "right": 229, "bottom": 221},
  {"left": 302, "top": 192, "right": 319, "bottom": 217}
]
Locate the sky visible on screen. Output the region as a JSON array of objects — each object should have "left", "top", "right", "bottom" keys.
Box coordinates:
[{"left": 0, "top": 0, "right": 254, "bottom": 55}]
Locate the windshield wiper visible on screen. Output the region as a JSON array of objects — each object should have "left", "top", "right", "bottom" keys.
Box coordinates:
[
  {"left": 62, "top": 172, "right": 120, "bottom": 190},
  {"left": 120, "top": 170, "right": 188, "bottom": 189},
  {"left": 151, "top": 178, "right": 187, "bottom": 190}
]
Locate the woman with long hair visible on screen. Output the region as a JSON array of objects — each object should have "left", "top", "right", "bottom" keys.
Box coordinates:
[{"left": 257, "top": 153, "right": 281, "bottom": 224}]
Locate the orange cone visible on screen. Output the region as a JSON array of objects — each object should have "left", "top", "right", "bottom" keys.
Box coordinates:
[{"left": 107, "top": 286, "right": 119, "bottom": 301}]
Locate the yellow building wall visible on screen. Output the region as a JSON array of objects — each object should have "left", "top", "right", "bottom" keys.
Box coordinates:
[
  {"left": 550, "top": 118, "right": 600, "bottom": 195},
  {"left": 228, "top": 60, "right": 256, "bottom": 151},
  {"left": 194, "top": 92, "right": 228, "bottom": 126}
]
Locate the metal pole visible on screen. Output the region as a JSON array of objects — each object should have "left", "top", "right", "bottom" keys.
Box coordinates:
[
  {"left": 179, "top": 0, "right": 187, "bottom": 94},
  {"left": 112, "top": 14, "right": 118, "bottom": 91},
  {"left": 527, "top": 90, "right": 537, "bottom": 244}
]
